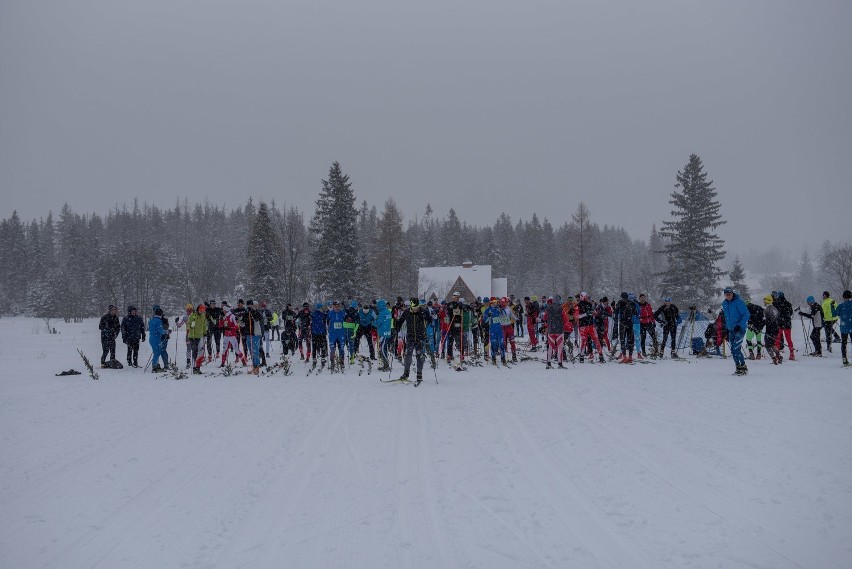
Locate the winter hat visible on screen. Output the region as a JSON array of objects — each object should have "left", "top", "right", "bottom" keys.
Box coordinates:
[
  {"left": 806, "top": 296, "right": 815, "bottom": 304},
  {"left": 600, "top": 296, "right": 609, "bottom": 303},
  {"left": 127, "top": 305, "right": 136, "bottom": 312},
  {"left": 777, "top": 291, "right": 785, "bottom": 298},
  {"left": 664, "top": 297, "right": 672, "bottom": 302},
  {"left": 350, "top": 300, "right": 357, "bottom": 308},
  {"left": 580, "top": 292, "right": 589, "bottom": 300},
  {"left": 185, "top": 303, "right": 193, "bottom": 310},
  {"left": 315, "top": 302, "right": 323, "bottom": 310},
  {"left": 723, "top": 287, "right": 734, "bottom": 294},
  {"left": 531, "top": 295, "right": 538, "bottom": 301},
  {"left": 823, "top": 291, "right": 831, "bottom": 298},
  {"left": 197, "top": 304, "right": 206, "bottom": 312},
  {"left": 221, "top": 301, "right": 230, "bottom": 308},
  {"left": 154, "top": 307, "right": 164, "bottom": 316},
  {"left": 152, "top": 304, "right": 160, "bottom": 313},
  {"left": 620, "top": 292, "right": 628, "bottom": 300},
  {"left": 108, "top": 304, "right": 116, "bottom": 310},
  {"left": 247, "top": 300, "right": 254, "bottom": 306},
  {"left": 627, "top": 293, "right": 636, "bottom": 301},
  {"left": 843, "top": 290, "right": 852, "bottom": 299}
]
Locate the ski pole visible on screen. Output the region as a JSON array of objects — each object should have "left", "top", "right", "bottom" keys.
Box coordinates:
[{"left": 798, "top": 313, "right": 812, "bottom": 355}]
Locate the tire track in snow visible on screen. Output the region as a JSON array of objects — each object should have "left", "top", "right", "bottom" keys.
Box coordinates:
[
  {"left": 482, "top": 386, "right": 662, "bottom": 569},
  {"left": 216, "top": 385, "right": 360, "bottom": 569},
  {"left": 0, "top": 390, "right": 210, "bottom": 532},
  {"left": 529, "top": 380, "right": 841, "bottom": 569},
  {"left": 26, "top": 390, "right": 277, "bottom": 569}
]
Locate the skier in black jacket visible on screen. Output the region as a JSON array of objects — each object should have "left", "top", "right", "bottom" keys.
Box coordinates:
[
  {"left": 745, "top": 299, "right": 765, "bottom": 360},
  {"left": 613, "top": 293, "right": 637, "bottom": 362},
  {"left": 654, "top": 298, "right": 680, "bottom": 358},
  {"left": 281, "top": 304, "right": 298, "bottom": 356},
  {"left": 98, "top": 304, "right": 121, "bottom": 367},
  {"left": 120, "top": 305, "right": 146, "bottom": 367},
  {"left": 773, "top": 291, "right": 795, "bottom": 360},
  {"left": 394, "top": 298, "right": 429, "bottom": 383},
  {"left": 205, "top": 300, "right": 224, "bottom": 361}
]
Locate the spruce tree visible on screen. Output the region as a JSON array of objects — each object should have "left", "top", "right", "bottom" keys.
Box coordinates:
[
  {"left": 310, "top": 162, "right": 359, "bottom": 299},
  {"left": 729, "top": 255, "right": 750, "bottom": 300},
  {"left": 247, "top": 202, "right": 285, "bottom": 304},
  {"left": 660, "top": 154, "right": 727, "bottom": 308}
]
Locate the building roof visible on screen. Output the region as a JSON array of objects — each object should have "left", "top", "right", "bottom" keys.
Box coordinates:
[{"left": 418, "top": 264, "right": 493, "bottom": 301}]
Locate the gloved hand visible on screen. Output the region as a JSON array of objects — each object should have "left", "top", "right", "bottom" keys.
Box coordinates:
[
  {"left": 734, "top": 325, "right": 742, "bottom": 333},
  {"left": 141, "top": 335, "right": 146, "bottom": 342},
  {"left": 175, "top": 317, "right": 179, "bottom": 323}
]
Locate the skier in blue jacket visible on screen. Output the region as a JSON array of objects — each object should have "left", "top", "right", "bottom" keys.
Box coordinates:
[
  {"left": 375, "top": 299, "right": 393, "bottom": 371},
  {"left": 327, "top": 300, "right": 347, "bottom": 367},
  {"left": 355, "top": 303, "right": 377, "bottom": 360},
  {"left": 482, "top": 297, "right": 507, "bottom": 365},
  {"left": 722, "top": 287, "right": 751, "bottom": 375},
  {"left": 836, "top": 290, "right": 852, "bottom": 366},
  {"left": 148, "top": 305, "right": 170, "bottom": 372}
]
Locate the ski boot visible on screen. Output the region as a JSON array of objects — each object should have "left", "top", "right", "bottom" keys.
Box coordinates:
[
  {"left": 512, "top": 354, "right": 517, "bottom": 363},
  {"left": 557, "top": 362, "right": 565, "bottom": 369},
  {"left": 843, "top": 358, "right": 849, "bottom": 366},
  {"left": 598, "top": 354, "right": 605, "bottom": 363},
  {"left": 671, "top": 352, "right": 679, "bottom": 359},
  {"left": 748, "top": 350, "right": 755, "bottom": 360},
  {"left": 192, "top": 367, "right": 202, "bottom": 375},
  {"left": 415, "top": 373, "right": 423, "bottom": 386}
]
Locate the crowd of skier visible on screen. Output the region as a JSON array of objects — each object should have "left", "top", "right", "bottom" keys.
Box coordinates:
[{"left": 97, "top": 287, "right": 852, "bottom": 380}]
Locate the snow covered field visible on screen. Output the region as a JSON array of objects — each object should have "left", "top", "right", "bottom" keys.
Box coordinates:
[{"left": 1, "top": 317, "right": 850, "bottom": 569}]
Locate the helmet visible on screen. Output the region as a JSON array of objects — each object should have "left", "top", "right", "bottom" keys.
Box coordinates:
[
  {"left": 579, "top": 292, "right": 589, "bottom": 300},
  {"left": 197, "top": 304, "right": 206, "bottom": 312},
  {"left": 806, "top": 295, "right": 815, "bottom": 304},
  {"left": 315, "top": 302, "right": 323, "bottom": 310},
  {"left": 763, "top": 294, "right": 773, "bottom": 305},
  {"left": 350, "top": 300, "right": 358, "bottom": 308}
]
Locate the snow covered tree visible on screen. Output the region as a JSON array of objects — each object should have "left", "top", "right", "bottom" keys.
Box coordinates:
[
  {"left": 660, "top": 154, "right": 727, "bottom": 308},
  {"left": 310, "top": 162, "right": 360, "bottom": 299},
  {"left": 247, "top": 202, "right": 285, "bottom": 305},
  {"left": 794, "top": 249, "right": 817, "bottom": 299},
  {"left": 566, "top": 202, "right": 600, "bottom": 294},
  {"left": 373, "top": 198, "right": 406, "bottom": 298},
  {"left": 729, "top": 256, "right": 750, "bottom": 300},
  {"left": 820, "top": 241, "right": 852, "bottom": 294}
]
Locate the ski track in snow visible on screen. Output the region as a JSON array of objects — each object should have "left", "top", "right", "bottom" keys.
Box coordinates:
[{"left": 1, "top": 318, "right": 851, "bottom": 569}]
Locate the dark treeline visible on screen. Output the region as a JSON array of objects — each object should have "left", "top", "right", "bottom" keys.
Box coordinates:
[
  {"left": 0, "top": 200, "right": 661, "bottom": 321},
  {"left": 2, "top": 158, "right": 848, "bottom": 320}
]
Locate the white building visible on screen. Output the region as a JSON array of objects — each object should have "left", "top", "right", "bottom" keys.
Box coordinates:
[{"left": 418, "top": 261, "right": 508, "bottom": 302}]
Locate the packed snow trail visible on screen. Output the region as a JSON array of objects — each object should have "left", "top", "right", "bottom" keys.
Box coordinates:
[{"left": 1, "top": 318, "right": 850, "bottom": 569}]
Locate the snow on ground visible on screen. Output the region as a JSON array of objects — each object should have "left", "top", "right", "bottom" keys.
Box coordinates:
[{"left": 1, "top": 317, "right": 850, "bottom": 569}]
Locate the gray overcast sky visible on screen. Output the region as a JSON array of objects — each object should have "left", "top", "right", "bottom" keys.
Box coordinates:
[{"left": 1, "top": 0, "right": 850, "bottom": 255}]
